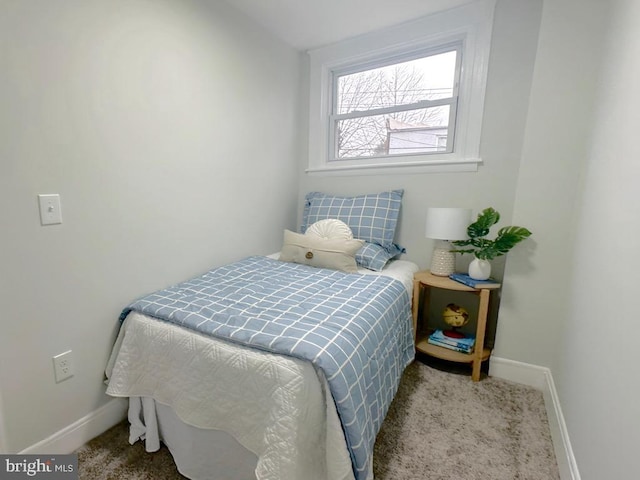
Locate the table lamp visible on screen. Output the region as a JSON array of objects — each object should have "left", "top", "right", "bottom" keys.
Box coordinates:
[{"left": 425, "top": 207, "right": 472, "bottom": 276}]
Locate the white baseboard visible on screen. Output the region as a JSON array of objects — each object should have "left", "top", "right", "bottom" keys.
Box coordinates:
[
  {"left": 19, "top": 398, "right": 127, "bottom": 454},
  {"left": 489, "top": 355, "right": 548, "bottom": 389},
  {"left": 541, "top": 368, "right": 581, "bottom": 480},
  {"left": 489, "top": 356, "right": 580, "bottom": 480}
]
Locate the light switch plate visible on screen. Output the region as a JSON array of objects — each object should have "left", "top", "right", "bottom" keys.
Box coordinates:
[{"left": 38, "top": 194, "right": 62, "bottom": 225}]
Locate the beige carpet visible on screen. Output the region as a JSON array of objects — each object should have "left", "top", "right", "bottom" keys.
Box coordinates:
[{"left": 76, "top": 360, "right": 560, "bottom": 479}]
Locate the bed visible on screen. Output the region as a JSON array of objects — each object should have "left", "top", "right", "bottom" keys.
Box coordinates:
[{"left": 105, "top": 190, "right": 417, "bottom": 480}]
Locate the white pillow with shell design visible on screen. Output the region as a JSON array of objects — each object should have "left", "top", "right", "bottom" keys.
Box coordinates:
[
  {"left": 279, "top": 219, "right": 362, "bottom": 273},
  {"left": 305, "top": 219, "right": 354, "bottom": 240}
]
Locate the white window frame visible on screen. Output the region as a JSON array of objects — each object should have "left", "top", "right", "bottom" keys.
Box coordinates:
[
  {"left": 307, "top": 0, "right": 496, "bottom": 175},
  {"left": 329, "top": 43, "right": 462, "bottom": 160}
]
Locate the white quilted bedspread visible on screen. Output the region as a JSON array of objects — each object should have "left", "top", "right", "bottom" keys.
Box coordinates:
[{"left": 106, "top": 312, "right": 355, "bottom": 480}]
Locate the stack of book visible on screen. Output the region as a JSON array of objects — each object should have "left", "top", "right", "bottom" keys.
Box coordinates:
[{"left": 427, "top": 329, "right": 475, "bottom": 354}]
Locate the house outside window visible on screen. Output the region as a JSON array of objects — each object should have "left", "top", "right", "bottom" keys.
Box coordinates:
[
  {"left": 307, "top": 0, "right": 496, "bottom": 175},
  {"left": 387, "top": 119, "right": 450, "bottom": 156}
]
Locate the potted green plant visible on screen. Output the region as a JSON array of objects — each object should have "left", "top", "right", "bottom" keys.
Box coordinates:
[{"left": 452, "top": 207, "right": 532, "bottom": 280}]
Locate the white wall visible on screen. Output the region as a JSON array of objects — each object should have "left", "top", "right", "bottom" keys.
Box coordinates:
[
  {"left": 496, "top": 0, "right": 609, "bottom": 366},
  {"left": 0, "top": 0, "right": 301, "bottom": 452},
  {"left": 505, "top": 0, "right": 640, "bottom": 477},
  {"left": 556, "top": 0, "right": 640, "bottom": 477}
]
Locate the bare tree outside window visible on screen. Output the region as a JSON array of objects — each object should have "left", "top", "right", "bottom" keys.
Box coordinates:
[{"left": 333, "top": 50, "right": 458, "bottom": 159}]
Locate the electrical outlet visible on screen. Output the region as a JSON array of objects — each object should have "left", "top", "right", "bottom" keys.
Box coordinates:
[{"left": 53, "top": 350, "right": 74, "bottom": 383}]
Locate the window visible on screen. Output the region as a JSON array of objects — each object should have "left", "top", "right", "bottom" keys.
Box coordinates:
[
  {"left": 331, "top": 47, "right": 460, "bottom": 160},
  {"left": 307, "top": 0, "right": 496, "bottom": 175}
]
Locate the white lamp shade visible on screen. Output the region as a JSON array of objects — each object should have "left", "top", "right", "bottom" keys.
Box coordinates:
[{"left": 425, "top": 207, "right": 472, "bottom": 241}]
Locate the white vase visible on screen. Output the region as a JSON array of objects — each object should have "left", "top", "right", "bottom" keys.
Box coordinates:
[{"left": 468, "top": 257, "right": 491, "bottom": 280}]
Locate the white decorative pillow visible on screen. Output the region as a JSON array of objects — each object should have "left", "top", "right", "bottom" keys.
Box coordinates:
[
  {"left": 279, "top": 229, "right": 364, "bottom": 273},
  {"left": 306, "top": 219, "right": 354, "bottom": 240}
]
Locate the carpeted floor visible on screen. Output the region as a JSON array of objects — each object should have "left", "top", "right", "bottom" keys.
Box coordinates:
[{"left": 76, "top": 360, "right": 560, "bottom": 479}]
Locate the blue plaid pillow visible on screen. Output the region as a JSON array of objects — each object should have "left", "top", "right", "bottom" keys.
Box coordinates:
[
  {"left": 302, "top": 190, "right": 404, "bottom": 248},
  {"left": 356, "top": 242, "right": 406, "bottom": 272}
]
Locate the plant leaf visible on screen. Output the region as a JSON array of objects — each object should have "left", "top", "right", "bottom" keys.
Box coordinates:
[
  {"left": 491, "top": 226, "right": 532, "bottom": 256},
  {"left": 467, "top": 207, "right": 500, "bottom": 239}
]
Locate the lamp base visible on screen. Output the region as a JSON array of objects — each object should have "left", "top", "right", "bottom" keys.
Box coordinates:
[{"left": 430, "top": 241, "right": 455, "bottom": 277}]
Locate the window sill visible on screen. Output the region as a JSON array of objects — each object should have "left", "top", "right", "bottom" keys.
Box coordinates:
[{"left": 306, "top": 157, "right": 481, "bottom": 176}]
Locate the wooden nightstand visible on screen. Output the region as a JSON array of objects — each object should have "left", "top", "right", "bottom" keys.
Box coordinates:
[{"left": 412, "top": 270, "right": 501, "bottom": 381}]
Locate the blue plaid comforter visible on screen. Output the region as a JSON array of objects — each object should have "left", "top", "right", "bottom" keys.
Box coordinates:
[{"left": 119, "top": 256, "right": 414, "bottom": 480}]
